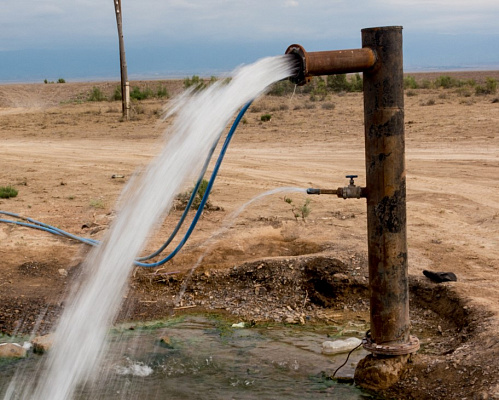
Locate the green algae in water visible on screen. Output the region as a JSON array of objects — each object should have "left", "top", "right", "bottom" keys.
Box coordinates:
[{"left": 1, "top": 315, "right": 373, "bottom": 399}]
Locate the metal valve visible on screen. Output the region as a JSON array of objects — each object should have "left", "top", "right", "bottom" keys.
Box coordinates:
[{"left": 342, "top": 175, "right": 362, "bottom": 199}]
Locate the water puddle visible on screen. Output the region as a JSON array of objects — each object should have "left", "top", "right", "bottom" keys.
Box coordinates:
[{"left": 1, "top": 315, "right": 373, "bottom": 399}]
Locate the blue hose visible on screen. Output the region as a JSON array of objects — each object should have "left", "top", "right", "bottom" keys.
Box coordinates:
[
  {"left": 0, "top": 100, "right": 253, "bottom": 267},
  {"left": 134, "top": 100, "right": 253, "bottom": 267},
  {"left": 136, "top": 120, "right": 222, "bottom": 261}
]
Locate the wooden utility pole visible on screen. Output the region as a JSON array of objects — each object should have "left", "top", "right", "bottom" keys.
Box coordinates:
[{"left": 113, "top": 0, "right": 130, "bottom": 120}]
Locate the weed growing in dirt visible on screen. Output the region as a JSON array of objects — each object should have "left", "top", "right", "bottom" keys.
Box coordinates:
[
  {"left": 175, "top": 179, "right": 212, "bottom": 210},
  {"left": 421, "top": 98, "right": 436, "bottom": 106},
  {"left": 89, "top": 198, "right": 105, "bottom": 209},
  {"left": 321, "top": 102, "right": 335, "bottom": 110},
  {"left": 88, "top": 87, "right": 106, "bottom": 102},
  {"left": 260, "top": 114, "right": 272, "bottom": 122},
  {"left": 0, "top": 186, "right": 18, "bottom": 199},
  {"left": 284, "top": 196, "right": 312, "bottom": 222}
]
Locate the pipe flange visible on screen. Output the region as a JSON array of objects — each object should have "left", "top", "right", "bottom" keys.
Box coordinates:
[
  {"left": 363, "top": 335, "right": 420, "bottom": 356},
  {"left": 285, "top": 44, "right": 310, "bottom": 86}
]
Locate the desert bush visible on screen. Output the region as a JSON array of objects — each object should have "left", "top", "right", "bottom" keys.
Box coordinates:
[
  {"left": 310, "top": 76, "right": 328, "bottom": 101},
  {"left": 111, "top": 86, "right": 122, "bottom": 101},
  {"left": 419, "top": 79, "right": 432, "bottom": 89},
  {"left": 250, "top": 104, "right": 263, "bottom": 113},
  {"left": 456, "top": 87, "right": 472, "bottom": 97},
  {"left": 434, "top": 75, "right": 459, "bottom": 89},
  {"left": 421, "top": 98, "right": 436, "bottom": 106},
  {"left": 321, "top": 102, "right": 335, "bottom": 110},
  {"left": 175, "top": 179, "right": 212, "bottom": 210},
  {"left": 404, "top": 76, "right": 418, "bottom": 89},
  {"left": 475, "top": 78, "right": 497, "bottom": 95},
  {"left": 130, "top": 86, "right": 154, "bottom": 100},
  {"left": 57, "top": 78, "right": 66, "bottom": 83},
  {"left": 156, "top": 85, "right": 169, "bottom": 98},
  {"left": 268, "top": 80, "right": 296, "bottom": 96},
  {"left": 0, "top": 185, "right": 18, "bottom": 199},
  {"left": 406, "top": 90, "right": 417, "bottom": 97},
  {"left": 260, "top": 114, "right": 272, "bottom": 122},
  {"left": 459, "top": 98, "right": 475, "bottom": 106},
  {"left": 183, "top": 75, "right": 206, "bottom": 91},
  {"left": 348, "top": 73, "right": 363, "bottom": 92},
  {"left": 327, "top": 74, "right": 350, "bottom": 92},
  {"left": 88, "top": 87, "right": 106, "bottom": 102}
]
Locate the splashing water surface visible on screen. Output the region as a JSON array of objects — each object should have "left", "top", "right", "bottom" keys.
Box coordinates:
[{"left": 5, "top": 56, "right": 294, "bottom": 400}]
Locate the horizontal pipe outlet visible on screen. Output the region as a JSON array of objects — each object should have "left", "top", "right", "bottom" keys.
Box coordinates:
[{"left": 285, "top": 44, "right": 377, "bottom": 85}]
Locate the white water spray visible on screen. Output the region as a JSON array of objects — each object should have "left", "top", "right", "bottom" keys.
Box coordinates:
[{"left": 6, "top": 56, "right": 294, "bottom": 400}]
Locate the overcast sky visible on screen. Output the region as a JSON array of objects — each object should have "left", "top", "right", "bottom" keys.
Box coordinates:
[{"left": 1, "top": 0, "right": 499, "bottom": 81}]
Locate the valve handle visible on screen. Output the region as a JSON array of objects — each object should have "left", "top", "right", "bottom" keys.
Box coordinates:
[{"left": 345, "top": 175, "right": 358, "bottom": 186}]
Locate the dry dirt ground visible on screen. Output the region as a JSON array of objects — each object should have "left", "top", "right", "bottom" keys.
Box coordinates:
[{"left": 1, "top": 72, "right": 499, "bottom": 399}]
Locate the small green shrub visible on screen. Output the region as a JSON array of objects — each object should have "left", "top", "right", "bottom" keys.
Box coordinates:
[
  {"left": 183, "top": 75, "right": 206, "bottom": 91},
  {"left": 310, "top": 76, "right": 328, "bottom": 101},
  {"left": 420, "top": 79, "right": 432, "bottom": 89},
  {"left": 88, "top": 87, "right": 106, "bottom": 102},
  {"left": 175, "top": 179, "right": 212, "bottom": 210},
  {"left": 327, "top": 74, "right": 350, "bottom": 92},
  {"left": 112, "top": 86, "right": 122, "bottom": 101},
  {"left": 434, "top": 75, "right": 459, "bottom": 89},
  {"left": 475, "top": 78, "right": 497, "bottom": 95},
  {"left": 268, "top": 80, "right": 296, "bottom": 96},
  {"left": 130, "top": 86, "right": 154, "bottom": 100},
  {"left": 404, "top": 76, "right": 418, "bottom": 90},
  {"left": 0, "top": 186, "right": 18, "bottom": 199},
  {"left": 156, "top": 85, "right": 169, "bottom": 98},
  {"left": 57, "top": 78, "right": 66, "bottom": 83},
  {"left": 284, "top": 197, "right": 312, "bottom": 222},
  {"left": 348, "top": 73, "right": 363, "bottom": 92},
  {"left": 260, "top": 114, "right": 272, "bottom": 122},
  {"left": 456, "top": 87, "right": 472, "bottom": 97}
]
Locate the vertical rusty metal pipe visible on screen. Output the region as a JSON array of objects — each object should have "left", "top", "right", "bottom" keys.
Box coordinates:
[{"left": 361, "top": 26, "right": 413, "bottom": 350}]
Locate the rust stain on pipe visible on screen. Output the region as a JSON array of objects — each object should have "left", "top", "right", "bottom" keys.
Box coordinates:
[{"left": 285, "top": 44, "right": 377, "bottom": 85}]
